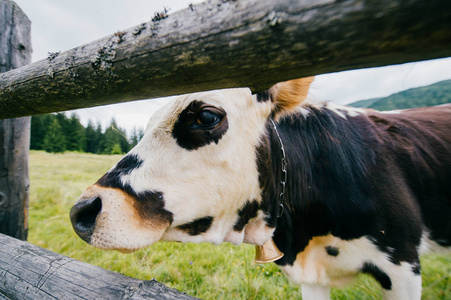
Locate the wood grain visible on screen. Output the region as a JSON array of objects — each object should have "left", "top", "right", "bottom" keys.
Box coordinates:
[
  {"left": 0, "top": 0, "right": 31, "bottom": 240},
  {"left": 0, "top": 233, "right": 198, "bottom": 299},
  {"left": 0, "top": 0, "right": 450, "bottom": 118}
]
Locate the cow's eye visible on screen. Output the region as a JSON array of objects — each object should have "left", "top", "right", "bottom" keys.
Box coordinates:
[
  {"left": 197, "top": 110, "right": 220, "bottom": 126},
  {"left": 173, "top": 101, "right": 229, "bottom": 150}
]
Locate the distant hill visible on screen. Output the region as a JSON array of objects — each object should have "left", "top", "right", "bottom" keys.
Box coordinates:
[{"left": 349, "top": 80, "right": 451, "bottom": 111}]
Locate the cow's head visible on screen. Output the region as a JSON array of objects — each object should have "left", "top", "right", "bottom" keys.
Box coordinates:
[{"left": 70, "top": 77, "right": 313, "bottom": 252}]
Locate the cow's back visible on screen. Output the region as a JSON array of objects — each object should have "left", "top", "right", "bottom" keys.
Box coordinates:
[{"left": 367, "top": 104, "right": 451, "bottom": 248}]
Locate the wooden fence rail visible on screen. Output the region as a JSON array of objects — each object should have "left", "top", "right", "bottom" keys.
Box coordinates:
[
  {"left": 1, "top": 0, "right": 450, "bottom": 119},
  {"left": 0, "top": 233, "right": 197, "bottom": 300}
]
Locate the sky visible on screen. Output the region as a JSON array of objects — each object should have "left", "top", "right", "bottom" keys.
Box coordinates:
[{"left": 12, "top": 0, "right": 451, "bottom": 134}]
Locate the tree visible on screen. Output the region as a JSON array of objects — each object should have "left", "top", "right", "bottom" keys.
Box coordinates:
[
  {"left": 130, "top": 126, "right": 145, "bottom": 148},
  {"left": 68, "top": 114, "right": 86, "bottom": 152},
  {"left": 85, "top": 120, "right": 98, "bottom": 153},
  {"left": 110, "top": 143, "right": 122, "bottom": 155},
  {"left": 100, "top": 119, "right": 130, "bottom": 155},
  {"left": 56, "top": 113, "right": 85, "bottom": 152},
  {"left": 118, "top": 129, "right": 131, "bottom": 154},
  {"left": 30, "top": 114, "right": 53, "bottom": 150},
  {"left": 95, "top": 123, "right": 103, "bottom": 154},
  {"left": 43, "top": 118, "right": 66, "bottom": 153},
  {"left": 30, "top": 114, "right": 140, "bottom": 155}
]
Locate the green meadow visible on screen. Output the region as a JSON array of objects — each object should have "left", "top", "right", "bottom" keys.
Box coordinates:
[{"left": 28, "top": 151, "right": 450, "bottom": 299}]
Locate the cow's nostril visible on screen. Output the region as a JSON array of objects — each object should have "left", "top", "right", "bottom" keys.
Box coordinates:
[{"left": 70, "top": 196, "right": 102, "bottom": 243}]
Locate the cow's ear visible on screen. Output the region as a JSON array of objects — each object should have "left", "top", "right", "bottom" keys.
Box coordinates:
[{"left": 266, "top": 77, "right": 315, "bottom": 118}]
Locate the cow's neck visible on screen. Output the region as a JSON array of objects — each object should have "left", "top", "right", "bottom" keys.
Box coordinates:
[
  {"left": 265, "top": 104, "right": 378, "bottom": 265},
  {"left": 240, "top": 116, "right": 288, "bottom": 246},
  {"left": 254, "top": 117, "right": 288, "bottom": 230},
  {"left": 248, "top": 119, "right": 288, "bottom": 263}
]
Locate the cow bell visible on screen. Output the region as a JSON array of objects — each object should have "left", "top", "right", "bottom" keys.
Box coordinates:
[{"left": 254, "top": 239, "right": 284, "bottom": 264}]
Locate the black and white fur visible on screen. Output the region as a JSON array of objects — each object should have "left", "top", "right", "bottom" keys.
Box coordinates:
[{"left": 71, "top": 77, "right": 451, "bottom": 299}]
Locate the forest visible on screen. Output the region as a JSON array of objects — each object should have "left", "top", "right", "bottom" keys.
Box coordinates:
[
  {"left": 30, "top": 113, "right": 144, "bottom": 154},
  {"left": 349, "top": 79, "right": 451, "bottom": 110},
  {"left": 31, "top": 79, "right": 450, "bottom": 155}
]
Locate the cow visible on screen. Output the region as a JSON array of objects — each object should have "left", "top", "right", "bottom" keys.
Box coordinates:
[{"left": 70, "top": 77, "right": 451, "bottom": 299}]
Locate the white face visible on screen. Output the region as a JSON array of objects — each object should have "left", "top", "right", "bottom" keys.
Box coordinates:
[
  {"left": 70, "top": 78, "right": 314, "bottom": 252},
  {"left": 71, "top": 87, "right": 275, "bottom": 251}
]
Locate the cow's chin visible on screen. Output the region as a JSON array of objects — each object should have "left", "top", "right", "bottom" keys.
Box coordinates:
[
  {"left": 88, "top": 224, "right": 169, "bottom": 253},
  {"left": 89, "top": 237, "right": 158, "bottom": 253},
  {"left": 160, "top": 228, "right": 227, "bottom": 245},
  {"left": 224, "top": 230, "right": 245, "bottom": 245}
]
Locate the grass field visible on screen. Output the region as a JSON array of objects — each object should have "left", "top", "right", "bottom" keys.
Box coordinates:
[{"left": 28, "top": 151, "right": 450, "bottom": 299}]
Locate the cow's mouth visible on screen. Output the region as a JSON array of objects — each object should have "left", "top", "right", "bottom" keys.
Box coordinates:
[{"left": 70, "top": 184, "right": 173, "bottom": 251}]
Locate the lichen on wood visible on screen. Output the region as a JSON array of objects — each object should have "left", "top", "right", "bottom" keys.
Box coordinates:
[{"left": 0, "top": 0, "right": 450, "bottom": 119}]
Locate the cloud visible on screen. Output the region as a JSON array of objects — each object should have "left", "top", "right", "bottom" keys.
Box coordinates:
[
  {"left": 15, "top": 0, "right": 203, "bottom": 61},
  {"left": 73, "top": 97, "right": 174, "bottom": 133}
]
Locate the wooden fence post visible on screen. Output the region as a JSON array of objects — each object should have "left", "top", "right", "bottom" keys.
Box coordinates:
[{"left": 0, "top": 0, "right": 32, "bottom": 240}]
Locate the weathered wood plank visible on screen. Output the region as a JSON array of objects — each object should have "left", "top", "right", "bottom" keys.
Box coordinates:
[
  {"left": 0, "top": 0, "right": 31, "bottom": 240},
  {"left": 0, "top": 233, "right": 198, "bottom": 300},
  {"left": 0, "top": 0, "right": 450, "bottom": 119}
]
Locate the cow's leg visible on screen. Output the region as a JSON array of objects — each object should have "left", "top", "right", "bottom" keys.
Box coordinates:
[
  {"left": 301, "top": 284, "right": 330, "bottom": 300},
  {"left": 382, "top": 261, "right": 422, "bottom": 300}
]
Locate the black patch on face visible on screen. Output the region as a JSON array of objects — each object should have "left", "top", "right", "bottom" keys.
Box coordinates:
[
  {"left": 131, "top": 190, "right": 174, "bottom": 225},
  {"left": 361, "top": 262, "right": 392, "bottom": 290},
  {"left": 172, "top": 100, "right": 229, "bottom": 150},
  {"left": 325, "top": 246, "right": 339, "bottom": 257},
  {"left": 233, "top": 200, "right": 259, "bottom": 231},
  {"left": 255, "top": 90, "right": 272, "bottom": 102},
  {"left": 96, "top": 161, "right": 173, "bottom": 225},
  {"left": 177, "top": 216, "right": 214, "bottom": 236},
  {"left": 98, "top": 154, "right": 143, "bottom": 186}
]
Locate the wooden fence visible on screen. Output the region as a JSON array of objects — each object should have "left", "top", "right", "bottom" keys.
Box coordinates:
[
  {"left": 0, "top": 233, "right": 196, "bottom": 299},
  {"left": 0, "top": 0, "right": 31, "bottom": 242},
  {"left": 1, "top": 0, "right": 451, "bottom": 118},
  {"left": 0, "top": 0, "right": 450, "bottom": 299}
]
